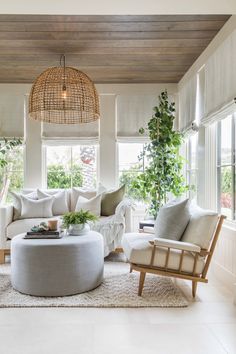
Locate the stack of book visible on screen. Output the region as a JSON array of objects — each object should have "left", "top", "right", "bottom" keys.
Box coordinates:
[{"left": 24, "top": 231, "right": 63, "bottom": 239}]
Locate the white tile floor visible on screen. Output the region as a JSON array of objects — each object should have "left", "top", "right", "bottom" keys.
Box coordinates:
[{"left": 0, "top": 274, "right": 235, "bottom": 354}]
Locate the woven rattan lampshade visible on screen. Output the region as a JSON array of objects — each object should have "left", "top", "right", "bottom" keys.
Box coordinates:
[{"left": 29, "top": 60, "right": 100, "bottom": 124}]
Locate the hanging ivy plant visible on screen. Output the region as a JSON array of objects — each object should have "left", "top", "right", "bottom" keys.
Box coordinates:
[{"left": 131, "top": 90, "right": 189, "bottom": 217}]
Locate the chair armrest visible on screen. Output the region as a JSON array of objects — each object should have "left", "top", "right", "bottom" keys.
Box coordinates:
[
  {"left": 0, "top": 204, "right": 13, "bottom": 248},
  {"left": 143, "top": 226, "right": 155, "bottom": 234},
  {"left": 152, "top": 238, "right": 201, "bottom": 253}
]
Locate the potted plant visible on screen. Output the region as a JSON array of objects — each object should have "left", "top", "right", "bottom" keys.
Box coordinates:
[
  {"left": 62, "top": 210, "right": 98, "bottom": 236},
  {"left": 131, "top": 90, "right": 189, "bottom": 218}
]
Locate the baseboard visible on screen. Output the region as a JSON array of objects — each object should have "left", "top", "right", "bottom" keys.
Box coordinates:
[{"left": 211, "top": 260, "right": 236, "bottom": 294}]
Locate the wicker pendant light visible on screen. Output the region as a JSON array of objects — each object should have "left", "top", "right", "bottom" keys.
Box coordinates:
[{"left": 28, "top": 55, "right": 100, "bottom": 124}]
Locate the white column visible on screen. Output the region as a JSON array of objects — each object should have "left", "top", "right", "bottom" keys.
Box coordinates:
[
  {"left": 205, "top": 123, "right": 217, "bottom": 210},
  {"left": 99, "top": 94, "right": 117, "bottom": 190},
  {"left": 24, "top": 95, "right": 43, "bottom": 188},
  {"left": 197, "top": 126, "right": 205, "bottom": 208},
  {"left": 234, "top": 284, "right": 236, "bottom": 305}
]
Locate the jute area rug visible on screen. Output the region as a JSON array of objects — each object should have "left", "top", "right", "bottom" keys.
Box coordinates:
[{"left": 0, "top": 259, "right": 188, "bottom": 308}]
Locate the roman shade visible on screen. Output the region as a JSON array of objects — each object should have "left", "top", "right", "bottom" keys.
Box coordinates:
[
  {"left": 203, "top": 29, "right": 236, "bottom": 125},
  {"left": 0, "top": 90, "right": 24, "bottom": 137},
  {"left": 41, "top": 120, "right": 99, "bottom": 139},
  {"left": 178, "top": 75, "right": 197, "bottom": 133},
  {"left": 117, "top": 94, "right": 157, "bottom": 138},
  {"left": 196, "top": 66, "right": 205, "bottom": 122}
]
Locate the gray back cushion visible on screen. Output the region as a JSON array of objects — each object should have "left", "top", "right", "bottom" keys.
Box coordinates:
[{"left": 155, "top": 199, "right": 190, "bottom": 241}]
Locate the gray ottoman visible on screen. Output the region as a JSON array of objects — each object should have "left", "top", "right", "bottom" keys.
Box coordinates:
[{"left": 11, "top": 231, "right": 104, "bottom": 296}]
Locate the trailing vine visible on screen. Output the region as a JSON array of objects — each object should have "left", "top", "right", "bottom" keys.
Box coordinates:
[{"left": 131, "top": 90, "right": 188, "bottom": 217}]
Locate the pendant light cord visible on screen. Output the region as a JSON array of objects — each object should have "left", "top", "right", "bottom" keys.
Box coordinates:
[{"left": 60, "top": 54, "right": 66, "bottom": 91}]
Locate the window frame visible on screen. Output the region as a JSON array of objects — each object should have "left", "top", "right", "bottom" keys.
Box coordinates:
[
  {"left": 42, "top": 140, "right": 99, "bottom": 190},
  {"left": 186, "top": 133, "right": 198, "bottom": 200},
  {"left": 217, "top": 114, "right": 236, "bottom": 220},
  {"left": 117, "top": 139, "right": 149, "bottom": 204},
  {"left": 118, "top": 141, "right": 147, "bottom": 175},
  {"left": 6, "top": 143, "right": 25, "bottom": 193}
]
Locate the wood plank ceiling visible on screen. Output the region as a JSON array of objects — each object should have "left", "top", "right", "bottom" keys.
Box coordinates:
[{"left": 0, "top": 14, "right": 231, "bottom": 83}]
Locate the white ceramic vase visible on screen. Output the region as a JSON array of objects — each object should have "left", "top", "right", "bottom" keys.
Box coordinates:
[{"left": 68, "top": 223, "right": 90, "bottom": 236}]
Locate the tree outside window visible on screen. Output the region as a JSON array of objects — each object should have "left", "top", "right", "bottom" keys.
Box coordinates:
[
  {"left": 119, "top": 143, "right": 148, "bottom": 203},
  {"left": 0, "top": 143, "right": 24, "bottom": 202},
  {"left": 46, "top": 145, "right": 97, "bottom": 189}
]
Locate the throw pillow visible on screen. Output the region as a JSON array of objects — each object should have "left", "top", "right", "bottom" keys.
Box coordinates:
[
  {"left": 10, "top": 191, "right": 38, "bottom": 220},
  {"left": 20, "top": 195, "right": 54, "bottom": 219},
  {"left": 71, "top": 187, "right": 97, "bottom": 211},
  {"left": 101, "top": 185, "right": 125, "bottom": 216},
  {"left": 181, "top": 205, "right": 218, "bottom": 249},
  {"left": 154, "top": 199, "right": 190, "bottom": 241},
  {"left": 75, "top": 194, "right": 102, "bottom": 217},
  {"left": 37, "top": 189, "right": 69, "bottom": 215}
]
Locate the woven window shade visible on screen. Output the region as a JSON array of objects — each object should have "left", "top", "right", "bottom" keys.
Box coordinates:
[{"left": 29, "top": 66, "right": 100, "bottom": 124}]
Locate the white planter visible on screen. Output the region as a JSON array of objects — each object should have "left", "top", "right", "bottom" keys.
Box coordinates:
[{"left": 68, "top": 223, "right": 90, "bottom": 236}]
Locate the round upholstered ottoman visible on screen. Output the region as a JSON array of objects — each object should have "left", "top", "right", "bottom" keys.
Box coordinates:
[{"left": 11, "top": 231, "right": 104, "bottom": 296}]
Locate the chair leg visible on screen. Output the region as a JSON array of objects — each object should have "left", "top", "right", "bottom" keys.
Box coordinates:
[
  {"left": 0, "top": 250, "right": 5, "bottom": 264},
  {"left": 130, "top": 264, "right": 133, "bottom": 273},
  {"left": 192, "top": 281, "right": 198, "bottom": 298},
  {"left": 138, "top": 272, "right": 146, "bottom": 296}
]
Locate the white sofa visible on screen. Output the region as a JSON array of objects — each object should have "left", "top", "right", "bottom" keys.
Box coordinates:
[{"left": 0, "top": 188, "right": 132, "bottom": 263}]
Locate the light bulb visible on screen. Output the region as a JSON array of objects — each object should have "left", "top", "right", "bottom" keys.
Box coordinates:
[
  {"left": 62, "top": 90, "right": 67, "bottom": 99},
  {"left": 62, "top": 84, "right": 67, "bottom": 100}
]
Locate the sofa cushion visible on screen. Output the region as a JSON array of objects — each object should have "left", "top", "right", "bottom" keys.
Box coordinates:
[
  {"left": 10, "top": 191, "right": 38, "bottom": 220},
  {"left": 37, "top": 189, "right": 69, "bottom": 216},
  {"left": 20, "top": 195, "right": 54, "bottom": 219},
  {"left": 155, "top": 199, "right": 190, "bottom": 241},
  {"left": 101, "top": 185, "right": 125, "bottom": 216},
  {"left": 71, "top": 187, "right": 97, "bottom": 211},
  {"left": 181, "top": 206, "right": 218, "bottom": 250},
  {"left": 6, "top": 216, "right": 110, "bottom": 240},
  {"left": 6, "top": 217, "right": 62, "bottom": 240},
  {"left": 122, "top": 233, "right": 205, "bottom": 275},
  {"left": 75, "top": 194, "right": 102, "bottom": 217}
]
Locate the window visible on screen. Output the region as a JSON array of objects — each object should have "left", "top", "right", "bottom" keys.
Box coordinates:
[
  {"left": 118, "top": 142, "right": 146, "bottom": 201},
  {"left": 186, "top": 134, "right": 198, "bottom": 200},
  {"left": 45, "top": 144, "right": 97, "bottom": 189},
  {"left": 0, "top": 144, "right": 24, "bottom": 200},
  {"left": 217, "top": 114, "right": 236, "bottom": 220}
]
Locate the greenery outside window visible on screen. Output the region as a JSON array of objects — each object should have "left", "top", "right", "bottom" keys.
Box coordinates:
[
  {"left": 118, "top": 142, "right": 147, "bottom": 202},
  {"left": 0, "top": 144, "right": 24, "bottom": 196},
  {"left": 217, "top": 114, "right": 236, "bottom": 220},
  {"left": 45, "top": 144, "right": 97, "bottom": 189}
]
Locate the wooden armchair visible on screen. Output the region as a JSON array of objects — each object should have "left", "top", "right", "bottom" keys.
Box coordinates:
[{"left": 122, "top": 215, "right": 225, "bottom": 298}]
